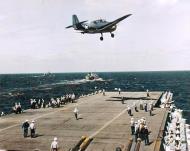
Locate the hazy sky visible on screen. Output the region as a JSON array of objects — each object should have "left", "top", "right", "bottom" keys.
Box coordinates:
[{"left": 0, "top": 0, "right": 190, "bottom": 73}]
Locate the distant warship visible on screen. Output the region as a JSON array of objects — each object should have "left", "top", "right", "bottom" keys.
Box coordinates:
[{"left": 85, "top": 73, "right": 103, "bottom": 81}]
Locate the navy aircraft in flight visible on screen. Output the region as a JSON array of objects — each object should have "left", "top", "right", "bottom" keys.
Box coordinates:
[{"left": 66, "top": 14, "right": 132, "bottom": 41}]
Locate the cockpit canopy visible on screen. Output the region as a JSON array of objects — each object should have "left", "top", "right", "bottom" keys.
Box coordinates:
[{"left": 92, "top": 19, "right": 107, "bottom": 24}]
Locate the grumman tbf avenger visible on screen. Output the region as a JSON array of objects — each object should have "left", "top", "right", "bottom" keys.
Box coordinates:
[{"left": 66, "top": 14, "right": 132, "bottom": 41}]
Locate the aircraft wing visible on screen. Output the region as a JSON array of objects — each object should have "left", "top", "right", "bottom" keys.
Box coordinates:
[{"left": 97, "top": 14, "right": 132, "bottom": 32}]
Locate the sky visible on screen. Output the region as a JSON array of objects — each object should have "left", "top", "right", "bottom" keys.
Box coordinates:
[{"left": 0, "top": 0, "right": 190, "bottom": 73}]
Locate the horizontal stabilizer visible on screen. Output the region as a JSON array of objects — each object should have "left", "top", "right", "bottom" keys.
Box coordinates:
[
  {"left": 79, "top": 20, "right": 88, "bottom": 24},
  {"left": 65, "top": 20, "right": 88, "bottom": 29},
  {"left": 65, "top": 25, "right": 73, "bottom": 29}
]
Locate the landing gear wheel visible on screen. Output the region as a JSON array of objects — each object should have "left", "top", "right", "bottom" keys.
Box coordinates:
[
  {"left": 111, "top": 33, "right": 114, "bottom": 38},
  {"left": 100, "top": 37, "right": 103, "bottom": 41}
]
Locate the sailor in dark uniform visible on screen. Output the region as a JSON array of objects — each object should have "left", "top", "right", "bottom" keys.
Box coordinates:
[
  {"left": 144, "top": 126, "right": 149, "bottom": 145},
  {"left": 22, "top": 119, "right": 30, "bottom": 137}
]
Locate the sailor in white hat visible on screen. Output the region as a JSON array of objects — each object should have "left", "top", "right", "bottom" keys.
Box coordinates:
[
  {"left": 73, "top": 106, "right": 79, "bottom": 120},
  {"left": 141, "top": 117, "right": 146, "bottom": 125},
  {"left": 1, "top": 111, "right": 5, "bottom": 116},
  {"left": 127, "top": 106, "right": 132, "bottom": 116},
  {"left": 51, "top": 137, "right": 58, "bottom": 151},
  {"left": 29, "top": 120, "right": 36, "bottom": 138},
  {"left": 134, "top": 122, "right": 139, "bottom": 142}
]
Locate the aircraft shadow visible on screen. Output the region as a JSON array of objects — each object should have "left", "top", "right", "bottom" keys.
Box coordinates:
[
  {"left": 106, "top": 99, "right": 122, "bottom": 102},
  {"left": 111, "top": 96, "right": 157, "bottom": 100},
  {"left": 33, "top": 134, "right": 44, "bottom": 138}
]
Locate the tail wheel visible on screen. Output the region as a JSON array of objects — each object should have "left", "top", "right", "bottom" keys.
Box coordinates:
[
  {"left": 111, "top": 33, "right": 114, "bottom": 38},
  {"left": 100, "top": 36, "right": 103, "bottom": 41}
]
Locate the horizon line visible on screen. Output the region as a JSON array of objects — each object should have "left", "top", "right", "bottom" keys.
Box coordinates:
[{"left": 0, "top": 69, "right": 190, "bottom": 75}]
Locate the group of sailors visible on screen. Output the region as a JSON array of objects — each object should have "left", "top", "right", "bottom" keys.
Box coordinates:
[
  {"left": 126, "top": 101, "right": 154, "bottom": 116},
  {"left": 12, "top": 102, "right": 22, "bottom": 114},
  {"left": 140, "top": 101, "right": 154, "bottom": 116},
  {"left": 159, "top": 91, "right": 190, "bottom": 151},
  {"left": 164, "top": 109, "right": 187, "bottom": 151},
  {"left": 30, "top": 99, "right": 46, "bottom": 109},
  {"left": 114, "top": 88, "right": 121, "bottom": 95},
  {"left": 130, "top": 117, "right": 150, "bottom": 145},
  {"left": 22, "top": 119, "right": 36, "bottom": 138},
  {"left": 160, "top": 91, "right": 173, "bottom": 108},
  {"left": 1, "top": 91, "right": 102, "bottom": 118},
  {"left": 30, "top": 93, "right": 76, "bottom": 109}
]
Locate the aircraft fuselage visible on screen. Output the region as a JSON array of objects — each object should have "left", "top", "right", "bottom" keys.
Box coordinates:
[{"left": 81, "top": 20, "right": 117, "bottom": 34}]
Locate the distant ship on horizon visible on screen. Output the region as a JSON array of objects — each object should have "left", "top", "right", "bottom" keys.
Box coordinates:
[
  {"left": 42, "top": 72, "right": 54, "bottom": 77},
  {"left": 85, "top": 73, "right": 103, "bottom": 81}
]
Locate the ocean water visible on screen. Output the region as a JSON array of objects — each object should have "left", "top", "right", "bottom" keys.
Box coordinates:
[{"left": 0, "top": 71, "right": 190, "bottom": 122}]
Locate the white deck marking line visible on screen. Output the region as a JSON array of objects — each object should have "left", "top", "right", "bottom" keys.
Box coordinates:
[
  {"left": 0, "top": 96, "right": 93, "bottom": 133},
  {"left": 0, "top": 123, "right": 21, "bottom": 133},
  {"left": 89, "top": 107, "right": 127, "bottom": 138},
  {"left": 0, "top": 108, "right": 69, "bottom": 133}
]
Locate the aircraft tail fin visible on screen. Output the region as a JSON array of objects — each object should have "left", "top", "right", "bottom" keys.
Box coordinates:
[
  {"left": 72, "top": 15, "right": 79, "bottom": 29},
  {"left": 66, "top": 15, "right": 87, "bottom": 30}
]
